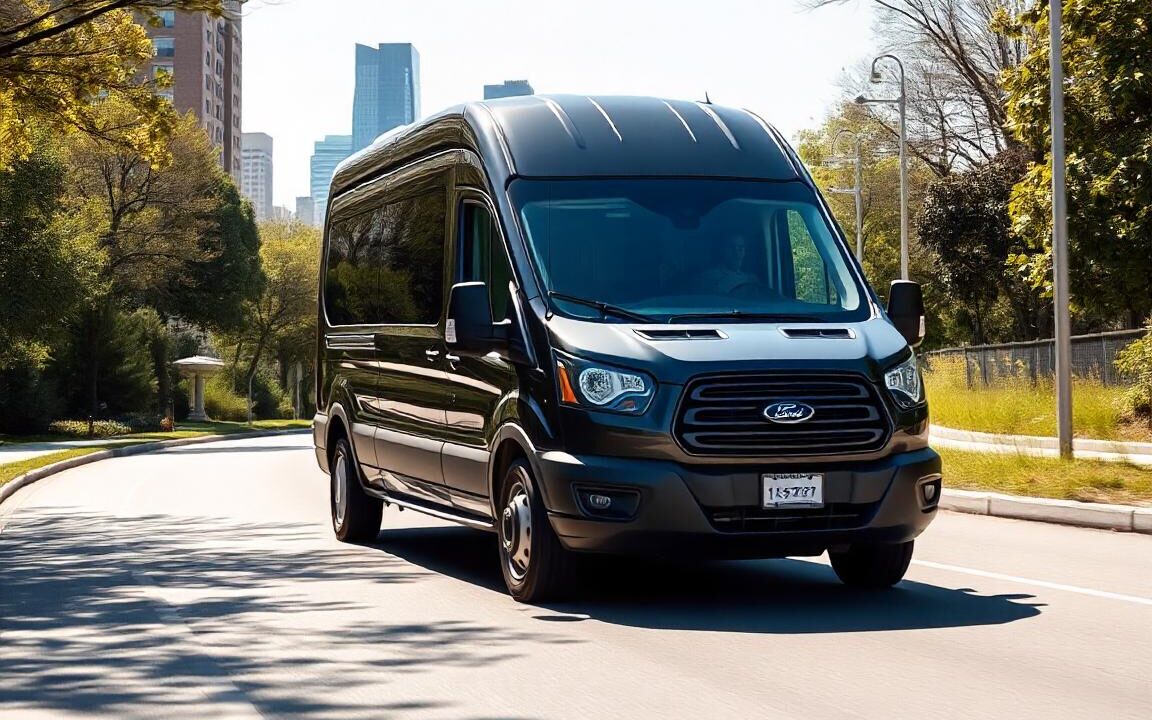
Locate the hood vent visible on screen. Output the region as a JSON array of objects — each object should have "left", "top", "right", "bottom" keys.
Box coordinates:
[
  {"left": 635, "top": 328, "right": 725, "bottom": 341},
  {"left": 780, "top": 328, "right": 855, "bottom": 339}
]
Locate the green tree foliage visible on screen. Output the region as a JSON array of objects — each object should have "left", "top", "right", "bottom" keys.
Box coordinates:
[
  {"left": 0, "top": 1, "right": 223, "bottom": 170},
  {"left": 1003, "top": 0, "right": 1152, "bottom": 329},
  {"left": 156, "top": 179, "right": 264, "bottom": 332},
  {"left": 1115, "top": 328, "right": 1152, "bottom": 424},
  {"left": 221, "top": 220, "right": 320, "bottom": 412},
  {"left": 50, "top": 306, "right": 161, "bottom": 416},
  {"left": 918, "top": 148, "right": 1046, "bottom": 343},
  {"left": 0, "top": 137, "right": 98, "bottom": 367}
]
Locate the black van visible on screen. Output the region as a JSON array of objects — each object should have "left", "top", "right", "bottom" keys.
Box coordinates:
[{"left": 314, "top": 95, "right": 941, "bottom": 602}]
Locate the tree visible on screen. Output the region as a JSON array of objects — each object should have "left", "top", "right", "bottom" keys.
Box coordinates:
[
  {"left": 917, "top": 148, "right": 1045, "bottom": 343},
  {"left": 1003, "top": 0, "right": 1152, "bottom": 329},
  {"left": 60, "top": 102, "right": 261, "bottom": 415},
  {"left": 0, "top": 1, "right": 223, "bottom": 170},
  {"left": 229, "top": 221, "right": 320, "bottom": 410},
  {"left": 810, "top": 0, "right": 1033, "bottom": 175}
]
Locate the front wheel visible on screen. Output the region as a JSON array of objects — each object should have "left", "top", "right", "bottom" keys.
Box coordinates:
[
  {"left": 497, "top": 459, "right": 574, "bottom": 603},
  {"left": 829, "top": 540, "right": 914, "bottom": 589},
  {"left": 330, "top": 437, "right": 382, "bottom": 543}
]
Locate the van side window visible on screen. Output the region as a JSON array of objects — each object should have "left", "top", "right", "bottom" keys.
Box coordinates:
[
  {"left": 324, "top": 187, "right": 446, "bottom": 325},
  {"left": 459, "top": 202, "right": 513, "bottom": 322},
  {"left": 324, "top": 210, "right": 382, "bottom": 326},
  {"left": 786, "top": 209, "right": 838, "bottom": 306}
]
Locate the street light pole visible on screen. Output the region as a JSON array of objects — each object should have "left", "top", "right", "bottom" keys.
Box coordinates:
[
  {"left": 855, "top": 54, "right": 908, "bottom": 280},
  {"left": 1050, "top": 0, "right": 1073, "bottom": 458},
  {"left": 829, "top": 130, "right": 864, "bottom": 261}
]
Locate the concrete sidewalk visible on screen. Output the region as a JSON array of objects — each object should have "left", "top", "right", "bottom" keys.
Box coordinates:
[
  {"left": 0, "top": 437, "right": 147, "bottom": 465},
  {"left": 931, "top": 425, "right": 1152, "bottom": 466}
]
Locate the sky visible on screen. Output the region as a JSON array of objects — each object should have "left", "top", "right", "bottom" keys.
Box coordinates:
[{"left": 240, "top": 0, "right": 877, "bottom": 209}]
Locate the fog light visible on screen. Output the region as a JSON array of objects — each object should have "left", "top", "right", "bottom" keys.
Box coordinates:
[
  {"left": 588, "top": 494, "right": 613, "bottom": 510},
  {"left": 575, "top": 487, "right": 641, "bottom": 520},
  {"left": 918, "top": 475, "right": 942, "bottom": 510}
]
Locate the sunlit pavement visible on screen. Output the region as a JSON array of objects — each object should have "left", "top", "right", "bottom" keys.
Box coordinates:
[{"left": 1, "top": 434, "right": 1149, "bottom": 719}]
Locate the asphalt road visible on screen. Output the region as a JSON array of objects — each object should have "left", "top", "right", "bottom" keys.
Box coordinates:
[{"left": 1, "top": 433, "right": 1149, "bottom": 719}]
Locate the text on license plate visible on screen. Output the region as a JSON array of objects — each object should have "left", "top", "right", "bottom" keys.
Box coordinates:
[{"left": 762, "top": 473, "right": 824, "bottom": 508}]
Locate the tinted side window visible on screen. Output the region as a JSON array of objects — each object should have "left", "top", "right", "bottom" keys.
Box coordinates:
[
  {"left": 324, "top": 210, "right": 380, "bottom": 326},
  {"left": 386, "top": 189, "right": 447, "bottom": 324},
  {"left": 459, "top": 203, "right": 513, "bottom": 321},
  {"left": 324, "top": 186, "right": 446, "bottom": 326}
]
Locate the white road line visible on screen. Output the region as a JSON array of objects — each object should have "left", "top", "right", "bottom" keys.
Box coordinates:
[{"left": 911, "top": 560, "right": 1152, "bottom": 607}]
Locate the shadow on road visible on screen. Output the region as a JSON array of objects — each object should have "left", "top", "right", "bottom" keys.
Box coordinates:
[
  {"left": 378, "top": 526, "right": 1044, "bottom": 634},
  {"left": 0, "top": 508, "right": 565, "bottom": 719}
]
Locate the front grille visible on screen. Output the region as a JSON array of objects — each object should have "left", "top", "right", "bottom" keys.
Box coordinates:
[
  {"left": 706, "top": 502, "right": 876, "bottom": 533},
  {"left": 674, "top": 372, "right": 891, "bottom": 457}
]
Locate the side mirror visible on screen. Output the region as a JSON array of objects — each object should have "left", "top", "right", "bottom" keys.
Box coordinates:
[
  {"left": 447, "top": 282, "right": 498, "bottom": 356},
  {"left": 887, "top": 280, "right": 925, "bottom": 348}
]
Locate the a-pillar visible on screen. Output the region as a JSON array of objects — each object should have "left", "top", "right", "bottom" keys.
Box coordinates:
[{"left": 189, "top": 373, "right": 208, "bottom": 421}]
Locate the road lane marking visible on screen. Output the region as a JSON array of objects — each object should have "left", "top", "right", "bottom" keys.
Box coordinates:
[{"left": 911, "top": 560, "right": 1152, "bottom": 607}]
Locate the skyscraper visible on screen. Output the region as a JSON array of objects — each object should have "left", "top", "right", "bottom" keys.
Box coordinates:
[
  {"left": 310, "top": 135, "right": 353, "bottom": 229},
  {"left": 295, "top": 196, "right": 315, "bottom": 227},
  {"left": 351, "top": 43, "right": 421, "bottom": 152},
  {"left": 142, "top": 1, "right": 245, "bottom": 183},
  {"left": 240, "top": 132, "right": 273, "bottom": 222},
  {"left": 484, "top": 80, "right": 535, "bottom": 100}
]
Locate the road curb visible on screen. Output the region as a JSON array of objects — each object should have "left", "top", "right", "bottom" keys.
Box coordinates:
[
  {"left": 931, "top": 424, "right": 1152, "bottom": 461},
  {"left": 941, "top": 489, "right": 1150, "bottom": 534},
  {"left": 0, "top": 428, "right": 311, "bottom": 506}
]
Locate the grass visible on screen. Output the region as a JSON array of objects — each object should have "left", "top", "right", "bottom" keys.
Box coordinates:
[
  {"left": 924, "top": 356, "right": 1150, "bottom": 442},
  {"left": 942, "top": 447, "right": 1152, "bottom": 506},
  {"left": 0, "top": 418, "right": 311, "bottom": 447},
  {"left": 0, "top": 445, "right": 144, "bottom": 488},
  {"left": 0, "top": 419, "right": 312, "bottom": 489}
]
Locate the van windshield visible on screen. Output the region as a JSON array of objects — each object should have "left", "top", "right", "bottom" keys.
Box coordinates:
[{"left": 509, "top": 179, "right": 870, "bottom": 323}]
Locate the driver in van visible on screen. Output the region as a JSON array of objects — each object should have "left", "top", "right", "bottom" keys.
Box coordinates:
[{"left": 695, "top": 231, "right": 760, "bottom": 294}]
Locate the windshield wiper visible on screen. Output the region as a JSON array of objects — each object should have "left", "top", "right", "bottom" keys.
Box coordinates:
[
  {"left": 668, "top": 311, "right": 819, "bottom": 324},
  {"left": 547, "top": 292, "right": 656, "bottom": 323}
]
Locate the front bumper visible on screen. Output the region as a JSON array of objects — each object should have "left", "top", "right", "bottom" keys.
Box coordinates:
[{"left": 536, "top": 448, "right": 941, "bottom": 558}]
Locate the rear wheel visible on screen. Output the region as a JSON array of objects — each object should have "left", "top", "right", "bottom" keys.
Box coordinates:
[
  {"left": 497, "top": 459, "right": 574, "bottom": 603},
  {"left": 829, "top": 540, "right": 914, "bottom": 588},
  {"left": 330, "top": 437, "right": 382, "bottom": 543}
]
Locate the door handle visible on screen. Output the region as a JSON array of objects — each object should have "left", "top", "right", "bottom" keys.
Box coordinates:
[
  {"left": 445, "top": 353, "right": 461, "bottom": 368},
  {"left": 424, "top": 349, "right": 441, "bottom": 361}
]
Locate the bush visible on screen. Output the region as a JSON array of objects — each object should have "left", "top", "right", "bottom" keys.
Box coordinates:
[
  {"left": 0, "top": 345, "right": 63, "bottom": 434},
  {"left": 1115, "top": 329, "right": 1152, "bottom": 424},
  {"left": 204, "top": 375, "right": 248, "bottom": 422},
  {"left": 47, "top": 419, "right": 134, "bottom": 438},
  {"left": 111, "top": 412, "right": 164, "bottom": 432}
]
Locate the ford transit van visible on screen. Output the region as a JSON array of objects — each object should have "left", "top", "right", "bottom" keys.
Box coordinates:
[{"left": 313, "top": 95, "right": 941, "bottom": 602}]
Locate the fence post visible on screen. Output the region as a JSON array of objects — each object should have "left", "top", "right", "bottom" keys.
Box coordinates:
[
  {"left": 981, "top": 349, "right": 990, "bottom": 387},
  {"left": 964, "top": 348, "right": 973, "bottom": 389},
  {"left": 1101, "top": 336, "right": 1111, "bottom": 385},
  {"left": 1030, "top": 342, "right": 1039, "bottom": 385}
]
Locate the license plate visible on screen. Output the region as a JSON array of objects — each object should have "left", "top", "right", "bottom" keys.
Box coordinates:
[{"left": 762, "top": 473, "right": 824, "bottom": 508}]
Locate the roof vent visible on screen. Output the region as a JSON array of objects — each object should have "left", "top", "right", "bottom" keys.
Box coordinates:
[
  {"left": 635, "top": 328, "right": 725, "bottom": 341},
  {"left": 780, "top": 328, "right": 855, "bottom": 339}
]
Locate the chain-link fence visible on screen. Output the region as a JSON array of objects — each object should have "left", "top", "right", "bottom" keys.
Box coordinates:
[{"left": 922, "top": 329, "right": 1148, "bottom": 388}]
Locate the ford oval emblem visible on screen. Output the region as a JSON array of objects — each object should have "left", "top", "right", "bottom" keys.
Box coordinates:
[{"left": 763, "top": 401, "right": 816, "bottom": 424}]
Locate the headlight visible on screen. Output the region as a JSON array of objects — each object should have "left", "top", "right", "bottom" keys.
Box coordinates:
[
  {"left": 884, "top": 354, "right": 924, "bottom": 408},
  {"left": 556, "top": 354, "right": 655, "bottom": 414}
]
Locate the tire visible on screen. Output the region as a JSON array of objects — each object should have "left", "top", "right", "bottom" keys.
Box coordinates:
[
  {"left": 829, "top": 540, "right": 914, "bottom": 589},
  {"left": 330, "top": 436, "right": 382, "bottom": 543},
  {"left": 497, "top": 459, "right": 574, "bottom": 603}
]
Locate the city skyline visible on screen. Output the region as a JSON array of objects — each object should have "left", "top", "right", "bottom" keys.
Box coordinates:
[
  {"left": 484, "top": 79, "right": 534, "bottom": 100},
  {"left": 309, "top": 134, "right": 353, "bottom": 229},
  {"left": 241, "top": 0, "right": 877, "bottom": 207},
  {"left": 241, "top": 132, "right": 274, "bottom": 221}
]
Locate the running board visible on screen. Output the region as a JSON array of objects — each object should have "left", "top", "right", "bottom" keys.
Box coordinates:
[{"left": 370, "top": 489, "right": 495, "bottom": 532}]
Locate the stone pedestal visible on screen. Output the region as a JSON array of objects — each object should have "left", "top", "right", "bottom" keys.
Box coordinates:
[{"left": 173, "top": 356, "right": 225, "bottom": 422}]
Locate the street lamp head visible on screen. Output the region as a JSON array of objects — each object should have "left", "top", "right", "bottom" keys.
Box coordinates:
[
  {"left": 854, "top": 94, "right": 868, "bottom": 104},
  {"left": 870, "top": 70, "right": 883, "bottom": 83}
]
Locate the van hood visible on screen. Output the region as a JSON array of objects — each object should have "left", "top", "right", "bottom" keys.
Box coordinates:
[{"left": 545, "top": 316, "right": 911, "bottom": 385}]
